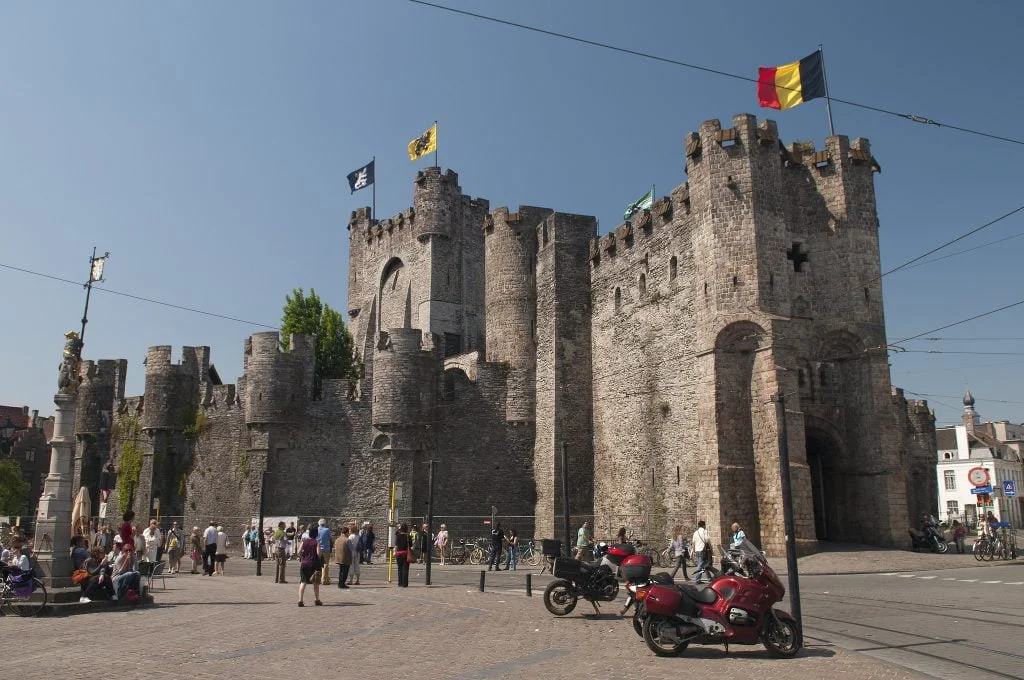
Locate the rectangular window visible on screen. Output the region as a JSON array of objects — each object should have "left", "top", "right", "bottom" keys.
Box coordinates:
[
  {"left": 946, "top": 500, "right": 959, "bottom": 518},
  {"left": 943, "top": 470, "right": 956, "bottom": 490}
]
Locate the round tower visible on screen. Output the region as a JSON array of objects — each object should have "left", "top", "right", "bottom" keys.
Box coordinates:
[
  {"left": 484, "top": 206, "right": 549, "bottom": 422},
  {"left": 412, "top": 167, "right": 462, "bottom": 241},
  {"left": 142, "top": 346, "right": 178, "bottom": 430},
  {"left": 372, "top": 328, "right": 435, "bottom": 428},
  {"left": 244, "top": 332, "right": 313, "bottom": 425}
]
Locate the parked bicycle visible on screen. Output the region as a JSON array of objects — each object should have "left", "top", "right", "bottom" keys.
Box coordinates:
[{"left": 1, "top": 568, "right": 47, "bottom": 617}]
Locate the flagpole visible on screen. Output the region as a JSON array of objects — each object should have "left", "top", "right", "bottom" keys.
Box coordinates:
[
  {"left": 818, "top": 44, "right": 835, "bottom": 136},
  {"left": 434, "top": 120, "right": 438, "bottom": 169},
  {"left": 372, "top": 156, "right": 376, "bottom": 223}
]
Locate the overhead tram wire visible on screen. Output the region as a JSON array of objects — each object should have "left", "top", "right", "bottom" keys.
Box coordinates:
[
  {"left": 902, "top": 390, "right": 1024, "bottom": 406},
  {"left": 0, "top": 261, "right": 280, "bottom": 330},
  {"left": 890, "top": 297, "right": 1024, "bottom": 345},
  {"left": 407, "top": 0, "right": 1024, "bottom": 147},
  {"left": 902, "top": 229, "right": 1024, "bottom": 271}
]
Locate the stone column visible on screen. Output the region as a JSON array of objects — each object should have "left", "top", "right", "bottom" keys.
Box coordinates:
[{"left": 33, "top": 392, "right": 78, "bottom": 586}]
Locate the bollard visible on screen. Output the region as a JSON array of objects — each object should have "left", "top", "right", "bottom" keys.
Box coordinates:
[
  {"left": 526, "top": 573, "right": 532, "bottom": 597},
  {"left": 480, "top": 570, "right": 486, "bottom": 592}
]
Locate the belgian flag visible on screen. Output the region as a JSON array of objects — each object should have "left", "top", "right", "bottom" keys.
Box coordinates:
[{"left": 757, "top": 51, "right": 826, "bottom": 111}]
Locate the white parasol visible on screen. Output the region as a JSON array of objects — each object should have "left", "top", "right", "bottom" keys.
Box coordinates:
[{"left": 71, "top": 486, "right": 92, "bottom": 536}]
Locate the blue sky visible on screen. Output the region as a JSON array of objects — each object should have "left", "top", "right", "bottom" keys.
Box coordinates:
[{"left": 2, "top": 1, "right": 1022, "bottom": 427}]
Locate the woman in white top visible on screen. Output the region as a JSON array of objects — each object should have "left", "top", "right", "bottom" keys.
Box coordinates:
[
  {"left": 142, "top": 520, "right": 163, "bottom": 563},
  {"left": 215, "top": 526, "right": 230, "bottom": 575},
  {"left": 434, "top": 524, "right": 449, "bottom": 566}
]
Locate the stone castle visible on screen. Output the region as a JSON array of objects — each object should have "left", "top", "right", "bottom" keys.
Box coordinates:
[{"left": 68, "top": 114, "right": 937, "bottom": 554}]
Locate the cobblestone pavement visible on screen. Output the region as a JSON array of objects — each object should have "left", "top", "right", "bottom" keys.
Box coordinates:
[{"left": 2, "top": 561, "right": 927, "bottom": 680}]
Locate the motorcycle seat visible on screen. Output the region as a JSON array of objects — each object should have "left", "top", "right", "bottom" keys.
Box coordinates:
[{"left": 680, "top": 584, "right": 718, "bottom": 604}]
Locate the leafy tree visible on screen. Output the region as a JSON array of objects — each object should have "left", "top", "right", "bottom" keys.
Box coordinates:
[
  {"left": 0, "top": 460, "right": 30, "bottom": 515},
  {"left": 281, "top": 288, "right": 357, "bottom": 397}
]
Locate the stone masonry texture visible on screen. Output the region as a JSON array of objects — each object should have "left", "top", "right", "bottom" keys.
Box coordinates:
[{"left": 67, "top": 114, "right": 936, "bottom": 555}]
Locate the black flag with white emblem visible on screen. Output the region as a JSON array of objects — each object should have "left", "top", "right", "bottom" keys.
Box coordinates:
[{"left": 347, "top": 160, "right": 375, "bottom": 193}]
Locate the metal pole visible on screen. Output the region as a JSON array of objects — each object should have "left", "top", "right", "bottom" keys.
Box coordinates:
[
  {"left": 561, "top": 441, "right": 571, "bottom": 556},
  {"left": 433, "top": 120, "right": 438, "bottom": 169},
  {"left": 387, "top": 481, "right": 396, "bottom": 583},
  {"left": 371, "top": 155, "right": 376, "bottom": 222},
  {"left": 80, "top": 247, "right": 96, "bottom": 343},
  {"left": 818, "top": 44, "right": 835, "bottom": 136},
  {"left": 775, "top": 392, "right": 803, "bottom": 639},
  {"left": 425, "top": 459, "right": 435, "bottom": 586},
  {"left": 256, "top": 470, "right": 266, "bottom": 576}
]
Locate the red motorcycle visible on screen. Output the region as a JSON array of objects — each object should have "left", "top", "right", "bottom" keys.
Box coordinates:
[{"left": 638, "top": 540, "right": 801, "bottom": 657}]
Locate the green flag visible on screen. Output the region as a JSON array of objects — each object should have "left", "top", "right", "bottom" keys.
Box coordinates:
[{"left": 623, "top": 190, "right": 653, "bottom": 220}]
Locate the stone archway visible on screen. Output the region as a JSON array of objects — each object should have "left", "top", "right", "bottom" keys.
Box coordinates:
[
  {"left": 379, "top": 258, "right": 408, "bottom": 332},
  {"left": 804, "top": 422, "right": 845, "bottom": 541}
]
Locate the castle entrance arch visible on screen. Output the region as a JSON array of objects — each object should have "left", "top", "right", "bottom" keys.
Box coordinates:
[{"left": 805, "top": 424, "right": 842, "bottom": 541}]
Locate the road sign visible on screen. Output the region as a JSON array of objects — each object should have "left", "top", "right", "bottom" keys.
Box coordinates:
[
  {"left": 970, "top": 484, "right": 993, "bottom": 495},
  {"left": 968, "top": 467, "right": 990, "bottom": 486},
  {"left": 1004, "top": 480, "right": 1017, "bottom": 497}
]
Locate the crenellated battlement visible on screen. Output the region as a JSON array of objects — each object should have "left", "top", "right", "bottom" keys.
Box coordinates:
[{"left": 484, "top": 205, "right": 553, "bottom": 234}]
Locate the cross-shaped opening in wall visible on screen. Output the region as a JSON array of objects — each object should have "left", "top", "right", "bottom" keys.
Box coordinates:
[{"left": 787, "top": 242, "right": 809, "bottom": 272}]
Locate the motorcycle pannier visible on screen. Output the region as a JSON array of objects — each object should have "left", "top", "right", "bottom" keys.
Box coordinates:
[
  {"left": 619, "top": 554, "right": 652, "bottom": 580},
  {"left": 553, "top": 557, "right": 587, "bottom": 579},
  {"left": 608, "top": 543, "right": 635, "bottom": 558},
  {"left": 542, "top": 539, "right": 563, "bottom": 557}
]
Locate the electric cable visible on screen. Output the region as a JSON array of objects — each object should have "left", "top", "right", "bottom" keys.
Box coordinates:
[
  {"left": 407, "top": 0, "right": 1024, "bottom": 146},
  {"left": 0, "top": 261, "right": 280, "bottom": 330},
  {"left": 890, "top": 297, "right": 1024, "bottom": 345}
]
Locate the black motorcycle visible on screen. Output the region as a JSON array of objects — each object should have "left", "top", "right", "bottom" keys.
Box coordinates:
[
  {"left": 909, "top": 514, "right": 949, "bottom": 554},
  {"left": 543, "top": 557, "right": 619, "bottom": 616}
]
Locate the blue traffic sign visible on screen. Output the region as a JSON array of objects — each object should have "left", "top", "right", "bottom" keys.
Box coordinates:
[
  {"left": 971, "top": 484, "right": 993, "bottom": 495},
  {"left": 1004, "top": 480, "right": 1017, "bottom": 497}
]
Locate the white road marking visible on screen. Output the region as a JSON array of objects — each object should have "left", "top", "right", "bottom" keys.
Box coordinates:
[
  {"left": 878, "top": 572, "right": 898, "bottom": 576},
  {"left": 1005, "top": 581, "right": 1024, "bottom": 585},
  {"left": 897, "top": 574, "right": 917, "bottom": 578},
  {"left": 957, "top": 579, "right": 977, "bottom": 582},
  {"left": 982, "top": 580, "right": 1002, "bottom": 584},
  {"left": 917, "top": 576, "right": 937, "bottom": 579},
  {"left": 941, "top": 577, "right": 957, "bottom": 581}
]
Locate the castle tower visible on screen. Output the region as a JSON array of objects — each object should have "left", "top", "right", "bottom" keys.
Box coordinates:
[
  {"left": 484, "top": 206, "right": 551, "bottom": 422},
  {"left": 132, "top": 346, "right": 207, "bottom": 519},
  {"left": 534, "top": 211, "right": 597, "bottom": 540},
  {"left": 73, "top": 358, "right": 127, "bottom": 517}
]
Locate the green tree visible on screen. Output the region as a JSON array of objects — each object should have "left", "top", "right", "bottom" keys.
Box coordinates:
[
  {"left": 0, "top": 460, "right": 30, "bottom": 515},
  {"left": 281, "top": 287, "right": 357, "bottom": 397}
]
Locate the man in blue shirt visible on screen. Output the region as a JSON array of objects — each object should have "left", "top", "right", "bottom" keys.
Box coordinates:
[{"left": 317, "top": 519, "right": 333, "bottom": 585}]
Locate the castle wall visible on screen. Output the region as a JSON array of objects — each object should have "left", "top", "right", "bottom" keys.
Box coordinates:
[{"left": 590, "top": 189, "right": 702, "bottom": 542}]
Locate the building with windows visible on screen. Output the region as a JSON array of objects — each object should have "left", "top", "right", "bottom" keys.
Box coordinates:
[
  {"left": 935, "top": 391, "right": 1024, "bottom": 529},
  {"left": 0, "top": 405, "right": 54, "bottom": 519}
]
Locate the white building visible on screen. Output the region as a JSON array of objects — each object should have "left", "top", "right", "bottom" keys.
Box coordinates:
[{"left": 935, "top": 390, "right": 1023, "bottom": 529}]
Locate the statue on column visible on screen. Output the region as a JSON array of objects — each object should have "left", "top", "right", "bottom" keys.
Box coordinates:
[{"left": 57, "top": 331, "right": 83, "bottom": 394}]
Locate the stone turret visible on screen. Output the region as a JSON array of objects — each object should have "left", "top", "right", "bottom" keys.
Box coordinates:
[
  {"left": 243, "top": 332, "right": 314, "bottom": 425},
  {"left": 484, "top": 205, "right": 551, "bottom": 422}
]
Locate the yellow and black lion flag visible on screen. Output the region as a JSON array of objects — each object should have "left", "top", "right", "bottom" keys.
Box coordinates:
[
  {"left": 408, "top": 123, "right": 437, "bottom": 161},
  {"left": 757, "top": 51, "right": 826, "bottom": 110}
]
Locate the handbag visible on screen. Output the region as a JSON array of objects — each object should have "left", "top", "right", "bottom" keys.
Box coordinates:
[{"left": 71, "top": 568, "right": 90, "bottom": 585}]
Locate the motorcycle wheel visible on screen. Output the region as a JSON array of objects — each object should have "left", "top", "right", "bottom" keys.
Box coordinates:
[
  {"left": 641, "top": 615, "right": 689, "bottom": 657},
  {"left": 632, "top": 610, "right": 644, "bottom": 637},
  {"left": 762, "top": 615, "right": 802, "bottom": 658},
  {"left": 933, "top": 537, "right": 949, "bottom": 554},
  {"left": 543, "top": 580, "right": 578, "bottom": 616}
]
